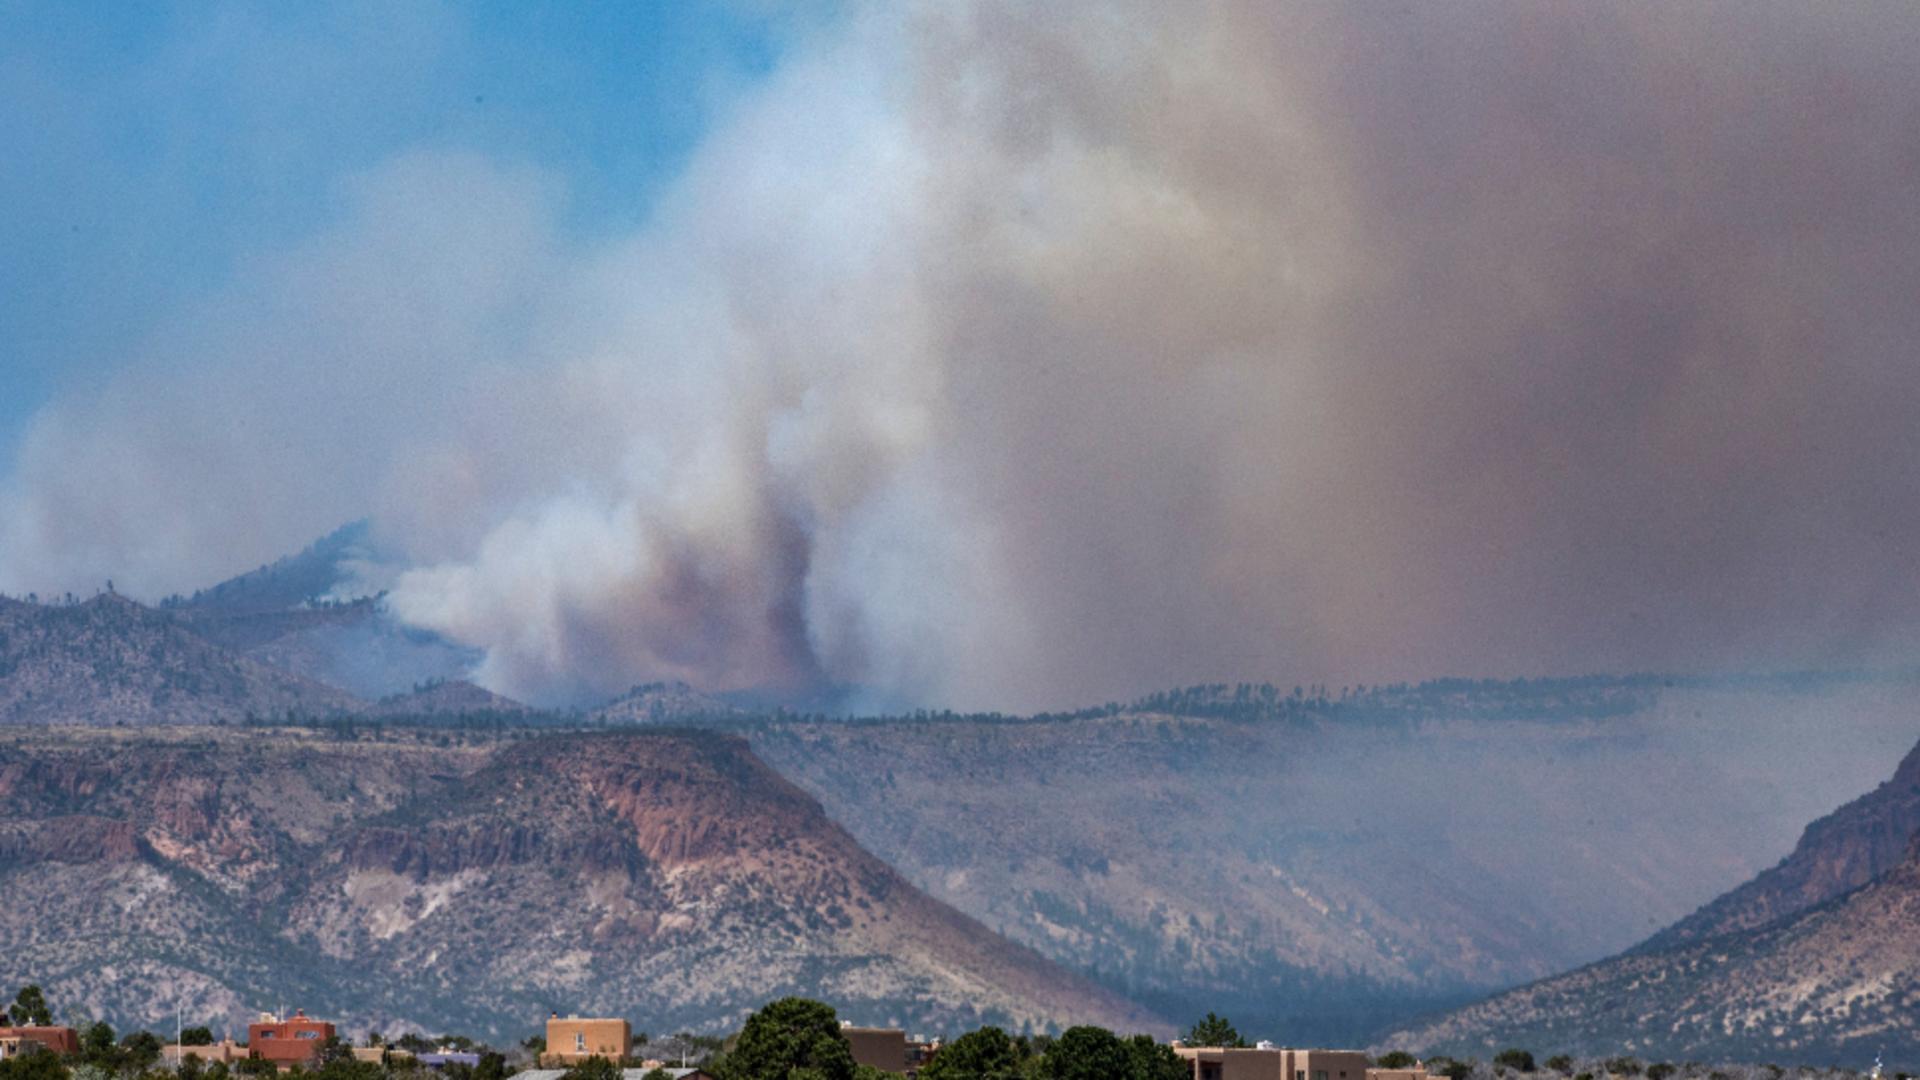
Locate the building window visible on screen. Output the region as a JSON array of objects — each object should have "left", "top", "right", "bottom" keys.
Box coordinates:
[
  {"left": 574, "top": 1034, "right": 585, "bottom": 1052},
  {"left": 1314, "top": 1070, "right": 1329, "bottom": 1080}
]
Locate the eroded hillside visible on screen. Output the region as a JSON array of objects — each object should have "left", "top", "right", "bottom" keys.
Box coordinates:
[
  {"left": 0, "top": 726, "right": 1155, "bottom": 1039},
  {"left": 747, "top": 679, "right": 1920, "bottom": 1044}
]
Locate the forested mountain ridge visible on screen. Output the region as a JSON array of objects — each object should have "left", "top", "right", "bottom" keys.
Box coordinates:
[{"left": 0, "top": 593, "right": 360, "bottom": 724}]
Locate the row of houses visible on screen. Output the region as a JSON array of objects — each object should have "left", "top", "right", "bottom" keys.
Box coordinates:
[
  {"left": 1, "top": 1011, "right": 1444, "bottom": 1080},
  {"left": 538, "top": 1014, "right": 926, "bottom": 1077},
  {"left": 1172, "top": 1042, "right": 1438, "bottom": 1080}
]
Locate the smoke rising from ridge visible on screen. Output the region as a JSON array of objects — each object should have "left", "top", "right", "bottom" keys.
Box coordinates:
[{"left": 4, "top": 3, "right": 1920, "bottom": 711}]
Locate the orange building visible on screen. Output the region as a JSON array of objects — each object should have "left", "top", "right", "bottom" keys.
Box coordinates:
[
  {"left": 543, "top": 1016, "right": 631, "bottom": 1065},
  {"left": 247, "top": 1011, "right": 335, "bottom": 1068}
]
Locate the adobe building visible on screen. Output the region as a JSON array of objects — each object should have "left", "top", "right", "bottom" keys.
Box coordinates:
[
  {"left": 543, "top": 1015, "right": 632, "bottom": 1065},
  {"left": 247, "top": 1010, "right": 335, "bottom": 1068},
  {"left": 841, "top": 1026, "right": 908, "bottom": 1074},
  {"left": 0, "top": 1026, "right": 80, "bottom": 1058},
  {"left": 1173, "top": 1044, "right": 1370, "bottom": 1080},
  {"left": 164, "top": 1040, "right": 249, "bottom": 1066}
]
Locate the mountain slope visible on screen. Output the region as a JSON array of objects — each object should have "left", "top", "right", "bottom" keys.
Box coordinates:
[
  {"left": 1381, "top": 835, "right": 1920, "bottom": 1063},
  {"left": 1639, "top": 737, "right": 1920, "bottom": 952},
  {"left": 591, "top": 682, "right": 740, "bottom": 724},
  {"left": 0, "top": 594, "right": 360, "bottom": 724},
  {"left": 163, "top": 523, "right": 480, "bottom": 699},
  {"left": 0, "top": 726, "right": 1157, "bottom": 1040},
  {"left": 372, "top": 679, "right": 529, "bottom": 719},
  {"left": 744, "top": 680, "right": 1920, "bottom": 1045},
  {"left": 1380, "top": 736, "right": 1920, "bottom": 1063},
  {"left": 173, "top": 521, "right": 379, "bottom": 615}
]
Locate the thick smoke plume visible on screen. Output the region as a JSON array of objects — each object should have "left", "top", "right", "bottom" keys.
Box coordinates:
[{"left": 4, "top": 3, "right": 1920, "bottom": 711}]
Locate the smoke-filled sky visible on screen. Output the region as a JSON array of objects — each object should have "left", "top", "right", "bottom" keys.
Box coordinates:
[{"left": 3, "top": 2, "right": 1919, "bottom": 712}]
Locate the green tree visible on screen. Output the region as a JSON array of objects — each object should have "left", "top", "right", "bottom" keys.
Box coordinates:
[
  {"left": 1428, "top": 1058, "right": 1473, "bottom": 1080},
  {"left": 721, "top": 998, "right": 854, "bottom": 1080},
  {"left": 317, "top": 1037, "right": 357, "bottom": 1067},
  {"left": 120, "top": 1032, "right": 163, "bottom": 1069},
  {"left": 642, "top": 1071, "right": 673, "bottom": 1080},
  {"left": 1607, "top": 1060, "right": 1642, "bottom": 1077},
  {"left": 1645, "top": 1066, "right": 1674, "bottom": 1080},
  {"left": 181, "top": 1028, "right": 216, "bottom": 1048},
  {"left": 1545, "top": 1058, "right": 1574, "bottom": 1074},
  {"left": 179, "top": 1056, "right": 207, "bottom": 1080},
  {"left": 1496, "top": 1050, "right": 1537, "bottom": 1073},
  {"left": 474, "top": 1052, "right": 508, "bottom": 1080},
  {"left": 921, "top": 1026, "right": 1024, "bottom": 1080},
  {"left": 81, "top": 1023, "right": 116, "bottom": 1061},
  {"left": 234, "top": 1058, "right": 280, "bottom": 1078},
  {"left": 314, "top": 1056, "right": 385, "bottom": 1080},
  {"left": 561, "top": 1057, "right": 621, "bottom": 1080},
  {"left": 9, "top": 986, "right": 52, "bottom": 1028},
  {"left": 0, "top": 1048, "right": 70, "bottom": 1080},
  {"left": 1123, "top": 1034, "right": 1186, "bottom": 1080},
  {"left": 1182, "top": 1015, "right": 1247, "bottom": 1050},
  {"left": 395, "top": 1035, "right": 436, "bottom": 1055},
  {"left": 853, "top": 1069, "right": 893, "bottom": 1080},
  {"left": 1377, "top": 1053, "right": 1420, "bottom": 1070},
  {"left": 1038, "top": 1027, "right": 1129, "bottom": 1080}
]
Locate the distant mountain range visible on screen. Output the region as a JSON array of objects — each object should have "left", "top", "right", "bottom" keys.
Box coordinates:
[
  {"left": 1381, "top": 737, "right": 1920, "bottom": 1062},
  {"left": 0, "top": 592, "right": 360, "bottom": 724},
  {"left": 1, "top": 525, "right": 1918, "bottom": 1057}
]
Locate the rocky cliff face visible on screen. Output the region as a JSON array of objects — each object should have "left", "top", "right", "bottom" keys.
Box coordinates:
[
  {"left": 1380, "top": 738, "right": 1920, "bottom": 1064},
  {"left": 1638, "top": 738, "right": 1920, "bottom": 952},
  {"left": 0, "top": 727, "right": 1155, "bottom": 1041}
]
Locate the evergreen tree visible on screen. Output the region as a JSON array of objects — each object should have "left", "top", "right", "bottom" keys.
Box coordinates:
[
  {"left": 720, "top": 998, "right": 855, "bottom": 1080},
  {"left": 9, "top": 987, "right": 51, "bottom": 1028},
  {"left": 1183, "top": 1014, "right": 1247, "bottom": 1049},
  {"left": 1038, "top": 1028, "right": 1130, "bottom": 1080},
  {"left": 920, "top": 1027, "right": 1024, "bottom": 1080},
  {"left": 561, "top": 1057, "right": 621, "bottom": 1080}
]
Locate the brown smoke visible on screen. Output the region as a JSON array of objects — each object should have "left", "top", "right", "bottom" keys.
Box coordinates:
[{"left": 5, "top": 3, "right": 1919, "bottom": 711}]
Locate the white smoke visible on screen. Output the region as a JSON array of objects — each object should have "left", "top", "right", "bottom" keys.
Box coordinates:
[{"left": 6, "top": 3, "right": 1920, "bottom": 711}]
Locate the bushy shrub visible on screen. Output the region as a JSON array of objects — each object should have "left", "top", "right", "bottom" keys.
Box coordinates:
[{"left": 1496, "top": 1050, "right": 1537, "bottom": 1073}]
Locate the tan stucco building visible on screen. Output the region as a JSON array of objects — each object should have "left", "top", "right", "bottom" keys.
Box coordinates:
[
  {"left": 544, "top": 1016, "right": 632, "bottom": 1065},
  {"left": 1174, "top": 1045, "right": 1371, "bottom": 1080},
  {"left": 163, "top": 1041, "right": 249, "bottom": 1066}
]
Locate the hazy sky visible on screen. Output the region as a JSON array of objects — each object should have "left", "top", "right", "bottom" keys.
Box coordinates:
[{"left": 4, "top": 2, "right": 1919, "bottom": 712}]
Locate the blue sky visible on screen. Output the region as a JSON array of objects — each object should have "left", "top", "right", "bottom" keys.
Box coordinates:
[{"left": 0, "top": 0, "right": 798, "bottom": 458}]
